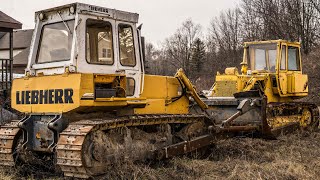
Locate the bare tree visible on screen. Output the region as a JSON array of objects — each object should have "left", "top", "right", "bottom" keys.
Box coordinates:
[
  {"left": 209, "top": 7, "right": 243, "bottom": 69},
  {"left": 241, "top": 0, "right": 320, "bottom": 54},
  {"left": 145, "top": 0, "right": 320, "bottom": 94},
  {"left": 144, "top": 42, "right": 170, "bottom": 75},
  {"left": 164, "top": 19, "right": 202, "bottom": 76}
]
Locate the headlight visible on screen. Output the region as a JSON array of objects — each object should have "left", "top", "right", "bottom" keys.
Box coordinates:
[
  {"left": 39, "top": 13, "right": 45, "bottom": 21},
  {"left": 69, "top": 6, "right": 75, "bottom": 14}
]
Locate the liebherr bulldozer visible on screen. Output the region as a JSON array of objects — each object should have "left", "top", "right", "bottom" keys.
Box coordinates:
[
  {"left": 0, "top": 3, "right": 318, "bottom": 179},
  {"left": 0, "top": 3, "right": 222, "bottom": 178}
]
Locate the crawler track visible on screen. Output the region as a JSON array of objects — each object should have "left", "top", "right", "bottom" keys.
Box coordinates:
[
  {"left": 0, "top": 121, "right": 20, "bottom": 166},
  {"left": 56, "top": 114, "right": 207, "bottom": 178},
  {"left": 267, "top": 102, "right": 319, "bottom": 134}
]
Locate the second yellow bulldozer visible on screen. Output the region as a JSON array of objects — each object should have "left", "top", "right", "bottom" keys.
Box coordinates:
[{"left": 205, "top": 40, "right": 319, "bottom": 133}]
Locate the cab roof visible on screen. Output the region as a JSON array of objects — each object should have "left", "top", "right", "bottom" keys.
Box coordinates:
[
  {"left": 244, "top": 39, "right": 300, "bottom": 46},
  {"left": 35, "top": 2, "right": 139, "bottom": 23}
]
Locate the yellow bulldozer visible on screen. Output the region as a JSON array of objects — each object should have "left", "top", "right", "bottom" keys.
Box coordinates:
[
  {"left": 0, "top": 3, "right": 318, "bottom": 179},
  {"left": 205, "top": 40, "right": 319, "bottom": 134}
]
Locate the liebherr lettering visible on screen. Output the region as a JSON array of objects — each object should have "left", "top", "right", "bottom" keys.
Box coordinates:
[{"left": 16, "top": 89, "right": 74, "bottom": 105}]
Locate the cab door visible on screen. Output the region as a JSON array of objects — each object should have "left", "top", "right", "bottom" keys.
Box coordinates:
[
  {"left": 277, "top": 43, "right": 305, "bottom": 96},
  {"left": 286, "top": 45, "right": 307, "bottom": 94},
  {"left": 277, "top": 43, "right": 288, "bottom": 96},
  {"left": 115, "top": 22, "right": 142, "bottom": 97}
]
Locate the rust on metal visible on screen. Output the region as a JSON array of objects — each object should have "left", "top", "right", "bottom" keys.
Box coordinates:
[{"left": 156, "top": 134, "right": 215, "bottom": 159}]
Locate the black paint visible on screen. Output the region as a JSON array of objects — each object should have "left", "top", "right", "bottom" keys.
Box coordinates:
[{"left": 16, "top": 89, "right": 74, "bottom": 105}]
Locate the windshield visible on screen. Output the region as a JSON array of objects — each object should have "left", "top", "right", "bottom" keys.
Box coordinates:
[
  {"left": 37, "top": 20, "right": 75, "bottom": 63},
  {"left": 247, "top": 43, "right": 277, "bottom": 72}
]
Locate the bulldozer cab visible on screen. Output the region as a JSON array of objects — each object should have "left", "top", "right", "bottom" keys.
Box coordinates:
[
  {"left": 243, "top": 40, "right": 307, "bottom": 97},
  {"left": 25, "top": 3, "right": 144, "bottom": 98},
  {"left": 245, "top": 42, "right": 278, "bottom": 73}
]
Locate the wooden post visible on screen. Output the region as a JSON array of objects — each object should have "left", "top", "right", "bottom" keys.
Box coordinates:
[{"left": 9, "top": 30, "right": 13, "bottom": 90}]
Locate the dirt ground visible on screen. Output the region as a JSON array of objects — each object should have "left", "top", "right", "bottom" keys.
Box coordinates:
[{"left": 2, "top": 130, "right": 320, "bottom": 180}]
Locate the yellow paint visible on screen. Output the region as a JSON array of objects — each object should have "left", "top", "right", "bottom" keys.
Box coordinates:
[
  {"left": 140, "top": 75, "right": 170, "bottom": 99},
  {"left": 267, "top": 116, "right": 301, "bottom": 128},
  {"left": 36, "top": 132, "right": 41, "bottom": 139},
  {"left": 175, "top": 69, "right": 208, "bottom": 110},
  {"left": 12, "top": 73, "right": 82, "bottom": 113},
  {"left": 225, "top": 67, "right": 239, "bottom": 75},
  {"left": 300, "top": 109, "right": 312, "bottom": 127},
  {"left": 210, "top": 40, "right": 308, "bottom": 103},
  {"left": 267, "top": 108, "right": 311, "bottom": 128},
  {"left": 138, "top": 74, "right": 189, "bottom": 114},
  {"left": 12, "top": 73, "right": 190, "bottom": 115}
]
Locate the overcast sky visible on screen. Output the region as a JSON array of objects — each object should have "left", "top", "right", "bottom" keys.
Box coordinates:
[{"left": 1, "top": 0, "right": 239, "bottom": 44}]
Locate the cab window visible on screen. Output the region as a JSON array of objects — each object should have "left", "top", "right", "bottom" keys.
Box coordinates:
[
  {"left": 268, "top": 49, "right": 277, "bottom": 72},
  {"left": 126, "top": 78, "right": 135, "bottom": 96},
  {"left": 37, "top": 20, "right": 75, "bottom": 63},
  {"left": 119, "top": 24, "right": 136, "bottom": 67},
  {"left": 280, "top": 45, "right": 286, "bottom": 70},
  {"left": 255, "top": 49, "right": 267, "bottom": 70},
  {"left": 86, "top": 19, "right": 113, "bottom": 65},
  {"left": 248, "top": 43, "right": 277, "bottom": 72},
  {"left": 288, "top": 46, "right": 300, "bottom": 71}
]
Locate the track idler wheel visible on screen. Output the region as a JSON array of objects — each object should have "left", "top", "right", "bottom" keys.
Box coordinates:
[
  {"left": 300, "top": 108, "right": 312, "bottom": 127},
  {"left": 300, "top": 108, "right": 319, "bottom": 130}
]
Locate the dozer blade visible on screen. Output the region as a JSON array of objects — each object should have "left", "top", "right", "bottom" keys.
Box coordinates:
[{"left": 259, "top": 96, "right": 274, "bottom": 139}]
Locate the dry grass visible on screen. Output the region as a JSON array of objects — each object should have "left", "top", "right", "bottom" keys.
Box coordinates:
[
  {"left": 131, "top": 131, "right": 320, "bottom": 180},
  {"left": 3, "top": 130, "right": 320, "bottom": 180}
]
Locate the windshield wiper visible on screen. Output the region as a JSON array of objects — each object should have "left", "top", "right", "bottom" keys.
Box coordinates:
[{"left": 57, "top": 11, "right": 72, "bottom": 35}]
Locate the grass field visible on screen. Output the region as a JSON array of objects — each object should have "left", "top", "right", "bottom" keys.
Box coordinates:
[{"left": 2, "top": 130, "right": 320, "bottom": 180}]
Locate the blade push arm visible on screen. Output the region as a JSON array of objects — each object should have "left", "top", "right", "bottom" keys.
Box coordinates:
[{"left": 175, "top": 69, "right": 208, "bottom": 111}]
